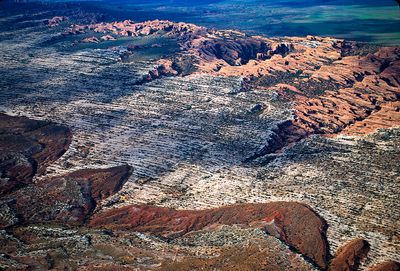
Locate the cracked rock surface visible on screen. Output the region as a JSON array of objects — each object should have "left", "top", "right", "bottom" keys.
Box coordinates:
[{"left": 0, "top": 1, "right": 399, "bottom": 270}]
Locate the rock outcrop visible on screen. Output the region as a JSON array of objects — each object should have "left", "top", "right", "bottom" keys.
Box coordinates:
[
  {"left": 0, "top": 100, "right": 397, "bottom": 270},
  {"left": 63, "top": 19, "right": 296, "bottom": 79},
  {"left": 328, "top": 239, "right": 370, "bottom": 271},
  {"left": 89, "top": 202, "right": 328, "bottom": 269},
  {"left": 0, "top": 113, "right": 132, "bottom": 226},
  {"left": 246, "top": 46, "right": 400, "bottom": 159},
  {"left": 81, "top": 36, "right": 100, "bottom": 43},
  {"left": 61, "top": 20, "right": 400, "bottom": 159},
  {"left": 9, "top": 165, "right": 132, "bottom": 225},
  {"left": 0, "top": 114, "right": 72, "bottom": 194}
]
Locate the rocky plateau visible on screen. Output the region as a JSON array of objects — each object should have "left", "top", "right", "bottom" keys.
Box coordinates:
[{"left": 0, "top": 2, "right": 399, "bottom": 271}]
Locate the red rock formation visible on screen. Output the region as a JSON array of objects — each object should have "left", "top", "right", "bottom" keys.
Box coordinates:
[
  {"left": 247, "top": 47, "right": 400, "bottom": 159},
  {"left": 67, "top": 165, "right": 132, "bottom": 202},
  {"left": 63, "top": 19, "right": 294, "bottom": 77},
  {"left": 63, "top": 19, "right": 400, "bottom": 151},
  {"left": 286, "top": 47, "right": 400, "bottom": 137},
  {"left": 0, "top": 114, "right": 72, "bottom": 194},
  {"left": 65, "top": 20, "right": 205, "bottom": 39},
  {"left": 367, "top": 261, "right": 400, "bottom": 271},
  {"left": 89, "top": 202, "right": 329, "bottom": 269},
  {"left": 10, "top": 165, "right": 132, "bottom": 225},
  {"left": 328, "top": 239, "right": 370, "bottom": 271},
  {"left": 139, "top": 59, "right": 179, "bottom": 83}
]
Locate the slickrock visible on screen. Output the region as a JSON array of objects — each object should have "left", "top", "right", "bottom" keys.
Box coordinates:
[
  {"left": 328, "top": 239, "right": 370, "bottom": 271},
  {"left": 290, "top": 47, "right": 400, "bottom": 135},
  {"left": 90, "top": 202, "right": 328, "bottom": 268},
  {"left": 100, "top": 34, "right": 116, "bottom": 41},
  {"left": 8, "top": 165, "right": 132, "bottom": 225},
  {"left": 62, "top": 19, "right": 400, "bottom": 157},
  {"left": 1, "top": 6, "right": 399, "bottom": 269},
  {"left": 0, "top": 114, "right": 72, "bottom": 194},
  {"left": 139, "top": 59, "right": 179, "bottom": 83},
  {"left": 367, "top": 261, "right": 400, "bottom": 271}
]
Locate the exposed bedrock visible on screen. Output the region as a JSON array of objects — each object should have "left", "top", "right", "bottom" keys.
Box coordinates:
[
  {"left": 1, "top": 165, "right": 132, "bottom": 226},
  {"left": 0, "top": 113, "right": 72, "bottom": 194},
  {"left": 68, "top": 19, "right": 400, "bottom": 160},
  {"left": 46, "top": 16, "right": 67, "bottom": 27},
  {"left": 64, "top": 19, "right": 295, "bottom": 79},
  {"left": 0, "top": 113, "right": 132, "bottom": 227},
  {"left": 367, "top": 261, "right": 400, "bottom": 271},
  {"left": 158, "top": 233, "right": 317, "bottom": 271},
  {"left": 89, "top": 202, "right": 329, "bottom": 269},
  {"left": 196, "top": 38, "right": 293, "bottom": 66},
  {"left": 328, "top": 239, "right": 370, "bottom": 271},
  {"left": 292, "top": 47, "right": 400, "bottom": 134},
  {"left": 248, "top": 47, "right": 400, "bottom": 160}
]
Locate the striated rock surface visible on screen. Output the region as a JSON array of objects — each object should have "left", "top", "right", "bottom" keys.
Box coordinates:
[
  {"left": 90, "top": 202, "right": 328, "bottom": 268},
  {"left": 0, "top": 112, "right": 325, "bottom": 270},
  {"left": 0, "top": 114, "right": 72, "bottom": 194},
  {"left": 329, "top": 239, "right": 370, "bottom": 271},
  {"left": 0, "top": 4, "right": 399, "bottom": 269},
  {"left": 62, "top": 19, "right": 400, "bottom": 159},
  {"left": 159, "top": 232, "right": 316, "bottom": 271}
]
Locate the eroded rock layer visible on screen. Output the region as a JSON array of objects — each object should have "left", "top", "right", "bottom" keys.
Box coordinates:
[
  {"left": 9, "top": 165, "right": 132, "bottom": 225},
  {"left": 0, "top": 113, "right": 72, "bottom": 194},
  {"left": 0, "top": 113, "right": 325, "bottom": 270},
  {"left": 62, "top": 19, "right": 400, "bottom": 159},
  {"left": 90, "top": 202, "right": 328, "bottom": 268},
  {"left": 329, "top": 239, "right": 370, "bottom": 271},
  {"left": 0, "top": 3, "right": 399, "bottom": 270}
]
